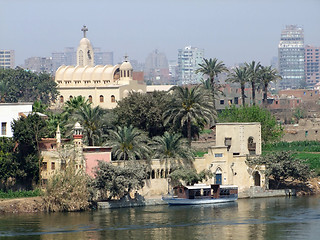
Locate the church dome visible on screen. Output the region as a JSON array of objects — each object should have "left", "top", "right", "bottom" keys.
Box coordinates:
[
  {"left": 120, "top": 61, "right": 133, "bottom": 70},
  {"left": 79, "top": 38, "right": 91, "bottom": 46}
]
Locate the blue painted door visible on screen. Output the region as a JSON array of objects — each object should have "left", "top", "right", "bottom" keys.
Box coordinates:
[{"left": 215, "top": 174, "right": 222, "bottom": 185}]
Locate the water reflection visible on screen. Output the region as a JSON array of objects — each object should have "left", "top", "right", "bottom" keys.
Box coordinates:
[{"left": 1, "top": 196, "right": 320, "bottom": 239}]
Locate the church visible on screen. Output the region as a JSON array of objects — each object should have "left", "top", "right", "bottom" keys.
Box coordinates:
[{"left": 55, "top": 26, "right": 146, "bottom": 109}]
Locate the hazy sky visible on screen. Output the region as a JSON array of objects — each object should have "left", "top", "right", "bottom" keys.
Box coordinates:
[{"left": 1, "top": 0, "right": 320, "bottom": 67}]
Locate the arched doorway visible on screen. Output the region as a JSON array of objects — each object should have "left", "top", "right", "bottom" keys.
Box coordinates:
[
  {"left": 215, "top": 168, "right": 222, "bottom": 185},
  {"left": 253, "top": 171, "right": 261, "bottom": 186}
]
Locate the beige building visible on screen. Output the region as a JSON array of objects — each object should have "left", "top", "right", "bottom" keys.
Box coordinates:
[
  {"left": 55, "top": 26, "right": 146, "bottom": 109},
  {"left": 0, "top": 50, "right": 15, "bottom": 69}
]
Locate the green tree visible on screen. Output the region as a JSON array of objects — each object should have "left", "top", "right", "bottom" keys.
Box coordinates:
[
  {"left": 227, "top": 66, "right": 251, "bottom": 107},
  {"left": 247, "top": 151, "right": 313, "bottom": 189},
  {"left": 218, "top": 105, "right": 283, "bottom": 143},
  {"left": 196, "top": 58, "right": 228, "bottom": 108},
  {"left": 163, "top": 85, "right": 216, "bottom": 145},
  {"left": 0, "top": 138, "right": 17, "bottom": 190},
  {"left": 106, "top": 125, "right": 151, "bottom": 161},
  {"left": 113, "top": 91, "right": 171, "bottom": 137},
  {"left": 0, "top": 68, "right": 58, "bottom": 104},
  {"left": 245, "top": 61, "right": 261, "bottom": 106},
  {"left": 94, "top": 161, "right": 147, "bottom": 199},
  {"left": 12, "top": 113, "right": 49, "bottom": 187},
  {"left": 259, "top": 66, "right": 281, "bottom": 107},
  {"left": 169, "top": 167, "right": 213, "bottom": 186},
  {"left": 70, "top": 104, "right": 107, "bottom": 146},
  {"left": 32, "top": 100, "right": 48, "bottom": 114}
]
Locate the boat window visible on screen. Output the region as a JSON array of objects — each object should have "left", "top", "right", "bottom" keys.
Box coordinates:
[{"left": 179, "top": 188, "right": 183, "bottom": 194}]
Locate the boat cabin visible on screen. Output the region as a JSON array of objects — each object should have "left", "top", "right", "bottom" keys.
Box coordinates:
[{"left": 173, "top": 184, "right": 238, "bottom": 199}]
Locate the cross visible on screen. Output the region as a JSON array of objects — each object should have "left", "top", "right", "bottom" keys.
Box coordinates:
[
  {"left": 81, "top": 25, "right": 88, "bottom": 38},
  {"left": 124, "top": 54, "right": 128, "bottom": 62}
]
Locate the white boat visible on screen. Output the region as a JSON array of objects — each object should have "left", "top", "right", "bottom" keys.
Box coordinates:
[{"left": 162, "top": 184, "right": 238, "bottom": 205}]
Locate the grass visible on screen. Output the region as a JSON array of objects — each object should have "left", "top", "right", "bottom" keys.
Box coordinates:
[{"left": 0, "top": 189, "right": 42, "bottom": 199}]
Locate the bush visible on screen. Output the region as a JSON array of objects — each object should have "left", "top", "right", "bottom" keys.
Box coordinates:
[{"left": 42, "top": 163, "right": 90, "bottom": 212}]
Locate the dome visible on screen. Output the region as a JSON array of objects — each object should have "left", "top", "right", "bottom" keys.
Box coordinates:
[
  {"left": 120, "top": 61, "right": 133, "bottom": 70},
  {"left": 79, "top": 38, "right": 91, "bottom": 46},
  {"left": 74, "top": 122, "right": 82, "bottom": 129}
]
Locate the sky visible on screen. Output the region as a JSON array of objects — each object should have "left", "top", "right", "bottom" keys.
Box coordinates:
[{"left": 1, "top": 0, "right": 320, "bottom": 67}]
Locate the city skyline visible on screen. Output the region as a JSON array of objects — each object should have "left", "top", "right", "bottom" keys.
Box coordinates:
[{"left": 1, "top": 0, "right": 320, "bottom": 67}]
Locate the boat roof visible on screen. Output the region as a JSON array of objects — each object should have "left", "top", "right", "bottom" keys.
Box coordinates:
[{"left": 184, "top": 184, "right": 238, "bottom": 190}]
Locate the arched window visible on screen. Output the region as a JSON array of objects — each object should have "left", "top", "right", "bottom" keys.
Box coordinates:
[
  {"left": 88, "top": 95, "right": 92, "bottom": 103},
  {"left": 248, "top": 136, "right": 256, "bottom": 155},
  {"left": 60, "top": 96, "right": 64, "bottom": 103},
  {"left": 100, "top": 95, "right": 104, "bottom": 103},
  {"left": 69, "top": 95, "right": 73, "bottom": 100},
  {"left": 151, "top": 170, "right": 155, "bottom": 179},
  {"left": 111, "top": 95, "right": 115, "bottom": 103},
  {"left": 124, "top": 70, "right": 126, "bottom": 77},
  {"left": 127, "top": 70, "right": 130, "bottom": 77}
]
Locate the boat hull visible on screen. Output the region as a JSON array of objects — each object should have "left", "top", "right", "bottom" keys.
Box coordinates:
[{"left": 162, "top": 196, "right": 238, "bottom": 205}]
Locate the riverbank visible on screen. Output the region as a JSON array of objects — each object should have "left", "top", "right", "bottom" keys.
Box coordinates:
[{"left": 0, "top": 197, "right": 45, "bottom": 213}]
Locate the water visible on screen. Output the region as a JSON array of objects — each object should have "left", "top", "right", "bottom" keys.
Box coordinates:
[{"left": 1, "top": 196, "right": 320, "bottom": 240}]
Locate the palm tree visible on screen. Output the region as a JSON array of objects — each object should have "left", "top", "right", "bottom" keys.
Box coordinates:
[
  {"left": 163, "top": 85, "right": 216, "bottom": 146},
  {"left": 151, "top": 131, "right": 194, "bottom": 193},
  {"left": 227, "top": 66, "right": 251, "bottom": 107},
  {"left": 196, "top": 58, "right": 228, "bottom": 108},
  {"left": 259, "top": 66, "right": 282, "bottom": 107},
  {"left": 72, "top": 104, "right": 107, "bottom": 146},
  {"left": 245, "top": 61, "right": 261, "bottom": 105},
  {"left": 63, "top": 96, "right": 91, "bottom": 118},
  {"left": 106, "top": 125, "right": 151, "bottom": 162}
]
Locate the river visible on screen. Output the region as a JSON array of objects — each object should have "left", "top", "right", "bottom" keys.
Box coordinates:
[{"left": 1, "top": 196, "right": 320, "bottom": 240}]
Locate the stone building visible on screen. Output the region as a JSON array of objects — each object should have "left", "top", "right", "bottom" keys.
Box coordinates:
[{"left": 54, "top": 26, "right": 146, "bottom": 109}]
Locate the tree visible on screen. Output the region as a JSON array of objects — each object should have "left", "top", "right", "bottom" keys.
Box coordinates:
[
  {"left": 247, "top": 151, "right": 313, "bottom": 189},
  {"left": 71, "top": 104, "right": 107, "bottom": 146},
  {"left": 12, "top": 113, "right": 49, "bottom": 187},
  {"left": 218, "top": 105, "right": 283, "bottom": 143},
  {"left": 259, "top": 66, "right": 281, "bottom": 107},
  {"left": 0, "top": 138, "right": 17, "bottom": 190},
  {"left": 32, "top": 100, "right": 48, "bottom": 114},
  {"left": 169, "top": 167, "right": 213, "bottom": 186},
  {"left": 106, "top": 125, "right": 151, "bottom": 161},
  {"left": 163, "top": 85, "right": 216, "bottom": 145},
  {"left": 0, "top": 68, "right": 58, "bottom": 104},
  {"left": 227, "top": 66, "right": 251, "bottom": 107},
  {"left": 245, "top": 61, "right": 261, "bottom": 106},
  {"left": 94, "top": 161, "right": 147, "bottom": 199},
  {"left": 196, "top": 58, "right": 228, "bottom": 108},
  {"left": 113, "top": 91, "right": 171, "bottom": 137}
]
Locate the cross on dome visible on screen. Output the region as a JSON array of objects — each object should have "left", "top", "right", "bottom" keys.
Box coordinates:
[
  {"left": 81, "top": 25, "right": 88, "bottom": 38},
  {"left": 124, "top": 54, "right": 129, "bottom": 62}
]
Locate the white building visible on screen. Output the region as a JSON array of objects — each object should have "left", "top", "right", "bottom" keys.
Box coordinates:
[
  {"left": 178, "top": 46, "right": 204, "bottom": 85},
  {"left": 0, "top": 103, "right": 33, "bottom": 137},
  {"left": 0, "top": 50, "right": 15, "bottom": 69}
]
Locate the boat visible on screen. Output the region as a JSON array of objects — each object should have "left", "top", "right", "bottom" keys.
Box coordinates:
[{"left": 162, "top": 184, "right": 238, "bottom": 205}]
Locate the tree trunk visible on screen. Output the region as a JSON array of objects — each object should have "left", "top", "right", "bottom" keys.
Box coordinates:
[
  {"left": 187, "top": 118, "right": 192, "bottom": 146},
  {"left": 211, "top": 77, "right": 216, "bottom": 109},
  {"left": 241, "top": 84, "right": 246, "bottom": 107},
  {"left": 263, "top": 83, "right": 268, "bottom": 107},
  {"left": 251, "top": 81, "right": 255, "bottom": 106}
]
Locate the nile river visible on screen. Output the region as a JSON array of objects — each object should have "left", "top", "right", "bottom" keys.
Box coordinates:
[{"left": 1, "top": 196, "right": 320, "bottom": 239}]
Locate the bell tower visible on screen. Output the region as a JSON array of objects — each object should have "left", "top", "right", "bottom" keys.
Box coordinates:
[{"left": 77, "top": 25, "right": 94, "bottom": 67}]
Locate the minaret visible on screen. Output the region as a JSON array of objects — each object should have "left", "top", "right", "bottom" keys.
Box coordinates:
[
  {"left": 77, "top": 25, "right": 94, "bottom": 67},
  {"left": 56, "top": 125, "right": 61, "bottom": 149},
  {"left": 73, "top": 122, "right": 85, "bottom": 170}
]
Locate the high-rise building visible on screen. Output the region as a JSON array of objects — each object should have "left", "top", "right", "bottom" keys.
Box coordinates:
[
  {"left": 278, "top": 25, "right": 305, "bottom": 89},
  {"left": 144, "top": 49, "right": 170, "bottom": 85},
  {"left": 93, "top": 48, "right": 113, "bottom": 66},
  {"left": 178, "top": 46, "right": 204, "bottom": 85},
  {"left": 52, "top": 47, "right": 76, "bottom": 72},
  {"left": 0, "top": 50, "right": 15, "bottom": 69},
  {"left": 24, "top": 57, "right": 53, "bottom": 73},
  {"left": 305, "top": 45, "right": 320, "bottom": 88}
]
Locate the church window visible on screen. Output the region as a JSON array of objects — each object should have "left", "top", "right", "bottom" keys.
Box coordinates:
[
  {"left": 124, "top": 71, "right": 126, "bottom": 77},
  {"left": 127, "top": 70, "right": 130, "bottom": 77},
  {"left": 69, "top": 96, "right": 73, "bottom": 100},
  {"left": 60, "top": 96, "right": 64, "bottom": 103},
  {"left": 120, "top": 71, "right": 123, "bottom": 77},
  {"left": 111, "top": 95, "right": 115, "bottom": 103},
  {"left": 89, "top": 95, "right": 93, "bottom": 103},
  {"left": 100, "top": 95, "right": 104, "bottom": 103}
]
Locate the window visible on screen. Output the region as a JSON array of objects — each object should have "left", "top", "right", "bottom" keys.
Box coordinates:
[
  {"left": 215, "top": 153, "right": 223, "bottom": 157},
  {"left": 100, "top": 95, "right": 104, "bottom": 103},
  {"left": 42, "top": 162, "right": 47, "bottom": 171},
  {"left": 305, "top": 131, "right": 308, "bottom": 137},
  {"left": 220, "top": 99, "right": 224, "bottom": 105},
  {"left": 111, "top": 95, "right": 115, "bottom": 103},
  {"left": 51, "top": 162, "right": 55, "bottom": 170},
  {"left": 88, "top": 95, "right": 92, "bottom": 103},
  {"left": 1, "top": 122, "right": 6, "bottom": 135},
  {"left": 69, "top": 95, "right": 73, "bottom": 100},
  {"left": 234, "top": 97, "right": 238, "bottom": 105},
  {"left": 60, "top": 96, "right": 64, "bottom": 103}
]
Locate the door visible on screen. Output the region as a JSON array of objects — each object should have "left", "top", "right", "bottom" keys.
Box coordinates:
[{"left": 215, "top": 173, "right": 222, "bottom": 185}]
